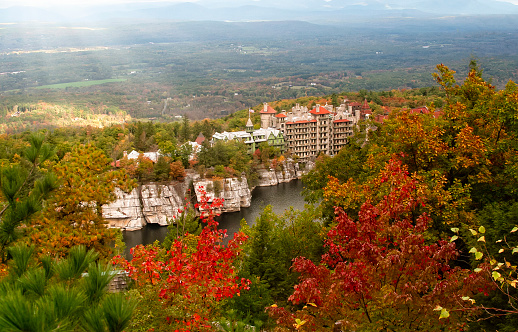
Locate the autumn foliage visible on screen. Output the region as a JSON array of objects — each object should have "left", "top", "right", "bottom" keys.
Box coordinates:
[
  {"left": 112, "top": 190, "right": 250, "bottom": 331},
  {"left": 269, "top": 158, "right": 490, "bottom": 331},
  {"left": 28, "top": 144, "right": 135, "bottom": 258}
]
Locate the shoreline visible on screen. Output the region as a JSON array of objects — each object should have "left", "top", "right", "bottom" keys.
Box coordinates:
[{"left": 106, "top": 160, "right": 314, "bottom": 231}]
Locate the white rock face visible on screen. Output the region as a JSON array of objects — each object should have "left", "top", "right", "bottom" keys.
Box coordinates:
[
  {"left": 102, "top": 182, "right": 189, "bottom": 230},
  {"left": 103, "top": 161, "right": 314, "bottom": 230},
  {"left": 256, "top": 160, "right": 313, "bottom": 187},
  {"left": 193, "top": 176, "right": 252, "bottom": 214},
  {"left": 139, "top": 183, "right": 188, "bottom": 226}
]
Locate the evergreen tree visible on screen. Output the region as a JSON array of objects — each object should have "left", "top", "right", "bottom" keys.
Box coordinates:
[
  {"left": 0, "top": 244, "right": 136, "bottom": 332},
  {"left": 180, "top": 116, "right": 191, "bottom": 143},
  {"left": 153, "top": 156, "right": 171, "bottom": 181},
  {"left": 0, "top": 133, "right": 57, "bottom": 263},
  {"left": 241, "top": 205, "right": 324, "bottom": 303}
]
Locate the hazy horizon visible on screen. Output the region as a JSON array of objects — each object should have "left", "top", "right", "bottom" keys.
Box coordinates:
[{"left": 3, "top": 0, "right": 518, "bottom": 8}]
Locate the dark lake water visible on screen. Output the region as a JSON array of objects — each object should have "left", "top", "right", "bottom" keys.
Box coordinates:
[{"left": 122, "top": 180, "right": 307, "bottom": 256}]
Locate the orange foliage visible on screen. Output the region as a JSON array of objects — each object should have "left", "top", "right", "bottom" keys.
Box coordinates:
[{"left": 27, "top": 144, "right": 135, "bottom": 258}]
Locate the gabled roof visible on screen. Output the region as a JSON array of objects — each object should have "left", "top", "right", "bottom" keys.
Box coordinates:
[
  {"left": 275, "top": 113, "right": 287, "bottom": 118},
  {"left": 361, "top": 99, "right": 370, "bottom": 109},
  {"left": 408, "top": 106, "right": 443, "bottom": 118},
  {"left": 195, "top": 132, "right": 205, "bottom": 145},
  {"left": 333, "top": 119, "right": 351, "bottom": 123},
  {"left": 127, "top": 150, "right": 140, "bottom": 160},
  {"left": 309, "top": 105, "right": 331, "bottom": 115},
  {"left": 260, "top": 104, "right": 277, "bottom": 114}
]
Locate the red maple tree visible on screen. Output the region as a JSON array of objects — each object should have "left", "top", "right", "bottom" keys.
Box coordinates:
[
  {"left": 269, "top": 158, "right": 490, "bottom": 331},
  {"left": 113, "top": 189, "right": 250, "bottom": 331}
]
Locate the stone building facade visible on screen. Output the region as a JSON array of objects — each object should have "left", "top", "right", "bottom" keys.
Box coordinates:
[
  {"left": 213, "top": 100, "right": 371, "bottom": 161},
  {"left": 260, "top": 100, "right": 370, "bottom": 161}
]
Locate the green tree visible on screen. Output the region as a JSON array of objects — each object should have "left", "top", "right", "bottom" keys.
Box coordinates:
[
  {"left": 162, "top": 203, "right": 201, "bottom": 250},
  {"left": 240, "top": 205, "right": 324, "bottom": 304},
  {"left": 0, "top": 133, "right": 57, "bottom": 263},
  {"left": 132, "top": 122, "right": 155, "bottom": 152},
  {"left": 135, "top": 154, "right": 154, "bottom": 182},
  {"left": 177, "top": 143, "right": 193, "bottom": 168},
  {"left": 198, "top": 140, "right": 251, "bottom": 171},
  {"left": 0, "top": 244, "right": 136, "bottom": 332},
  {"left": 153, "top": 156, "right": 172, "bottom": 182},
  {"left": 154, "top": 126, "right": 179, "bottom": 156},
  {"left": 180, "top": 116, "right": 191, "bottom": 143}
]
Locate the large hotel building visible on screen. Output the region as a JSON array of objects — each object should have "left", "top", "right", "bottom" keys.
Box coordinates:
[{"left": 212, "top": 100, "right": 372, "bottom": 161}]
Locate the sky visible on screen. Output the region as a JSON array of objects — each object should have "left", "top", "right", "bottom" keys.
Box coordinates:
[
  {"left": 4, "top": 0, "right": 187, "bottom": 6},
  {"left": 3, "top": 0, "right": 518, "bottom": 7}
]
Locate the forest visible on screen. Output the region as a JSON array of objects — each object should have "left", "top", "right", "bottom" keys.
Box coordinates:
[{"left": 0, "top": 63, "right": 516, "bottom": 331}]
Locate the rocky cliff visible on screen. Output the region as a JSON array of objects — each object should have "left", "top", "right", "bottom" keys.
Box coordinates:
[
  {"left": 102, "top": 182, "right": 189, "bottom": 230},
  {"left": 103, "top": 160, "right": 313, "bottom": 230},
  {"left": 256, "top": 160, "right": 315, "bottom": 187},
  {"left": 103, "top": 175, "right": 252, "bottom": 230},
  {"left": 193, "top": 176, "right": 252, "bottom": 214}
]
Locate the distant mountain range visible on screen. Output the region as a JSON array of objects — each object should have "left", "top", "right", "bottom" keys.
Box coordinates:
[{"left": 2, "top": 0, "right": 518, "bottom": 23}]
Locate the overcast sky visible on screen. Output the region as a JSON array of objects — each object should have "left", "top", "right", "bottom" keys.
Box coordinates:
[
  {"left": 5, "top": 0, "right": 518, "bottom": 7},
  {"left": 6, "top": 0, "right": 191, "bottom": 6}
]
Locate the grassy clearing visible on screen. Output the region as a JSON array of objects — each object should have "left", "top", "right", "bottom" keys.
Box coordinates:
[{"left": 35, "top": 78, "right": 126, "bottom": 89}]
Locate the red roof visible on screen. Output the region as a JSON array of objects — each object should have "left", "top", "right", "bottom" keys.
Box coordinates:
[
  {"left": 333, "top": 119, "right": 351, "bottom": 123},
  {"left": 375, "top": 115, "right": 389, "bottom": 123},
  {"left": 260, "top": 105, "right": 277, "bottom": 114},
  {"left": 287, "top": 119, "right": 316, "bottom": 125},
  {"left": 309, "top": 106, "right": 331, "bottom": 115},
  {"left": 195, "top": 132, "right": 206, "bottom": 145},
  {"left": 275, "top": 113, "right": 287, "bottom": 118},
  {"left": 410, "top": 106, "right": 429, "bottom": 114}
]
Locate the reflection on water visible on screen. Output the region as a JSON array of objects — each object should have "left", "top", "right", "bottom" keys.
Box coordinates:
[
  {"left": 216, "top": 180, "right": 307, "bottom": 241},
  {"left": 122, "top": 223, "right": 169, "bottom": 255},
  {"left": 122, "top": 180, "right": 307, "bottom": 257}
]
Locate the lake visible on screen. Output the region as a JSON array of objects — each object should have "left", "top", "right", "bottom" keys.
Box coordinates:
[{"left": 122, "top": 180, "right": 307, "bottom": 255}]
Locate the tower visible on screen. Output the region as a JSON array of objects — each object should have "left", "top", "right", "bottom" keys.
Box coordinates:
[
  {"left": 246, "top": 115, "right": 254, "bottom": 134},
  {"left": 260, "top": 102, "right": 277, "bottom": 129}
]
